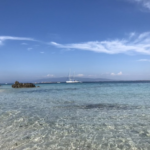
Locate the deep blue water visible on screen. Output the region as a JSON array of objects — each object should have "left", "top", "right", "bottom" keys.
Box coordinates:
[{"left": 0, "top": 82, "right": 150, "bottom": 150}]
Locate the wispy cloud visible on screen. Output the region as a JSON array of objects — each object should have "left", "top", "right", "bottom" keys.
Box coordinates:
[
  {"left": 138, "top": 59, "right": 150, "bottom": 62},
  {"left": 76, "top": 74, "right": 84, "bottom": 77},
  {"left": 129, "top": 32, "right": 136, "bottom": 38},
  {"left": 21, "top": 42, "right": 28, "bottom": 45},
  {"left": 118, "top": 71, "right": 123, "bottom": 75},
  {"left": 111, "top": 73, "right": 115, "bottom": 76},
  {"left": 0, "top": 36, "right": 35, "bottom": 45},
  {"left": 47, "top": 74, "right": 54, "bottom": 77},
  {"left": 27, "top": 47, "right": 33, "bottom": 51},
  {"left": 111, "top": 72, "right": 123, "bottom": 76},
  {"left": 0, "top": 36, "right": 34, "bottom": 41},
  {"left": 40, "top": 52, "right": 45, "bottom": 54},
  {"left": 50, "top": 32, "right": 150, "bottom": 55},
  {"left": 2, "top": 33, "right": 150, "bottom": 56},
  {"left": 128, "top": 0, "right": 150, "bottom": 10}
]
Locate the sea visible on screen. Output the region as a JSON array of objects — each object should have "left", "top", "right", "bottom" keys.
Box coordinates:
[{"left": 0, "top": 82, "right": 150, "bottom": 150}]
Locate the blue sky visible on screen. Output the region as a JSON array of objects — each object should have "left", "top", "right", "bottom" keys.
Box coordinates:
[{"left": 0, "top": 0, "right": 150, "bottom": 82}]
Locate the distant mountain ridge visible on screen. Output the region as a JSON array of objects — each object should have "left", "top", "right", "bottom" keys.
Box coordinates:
[{"left": 33, "top": 77, "right": 112, "bottom": 82}]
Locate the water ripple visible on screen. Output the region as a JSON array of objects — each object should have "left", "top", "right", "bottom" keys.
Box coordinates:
[{"left": 1, "top": 83, "right": 150, "bottom": 149}]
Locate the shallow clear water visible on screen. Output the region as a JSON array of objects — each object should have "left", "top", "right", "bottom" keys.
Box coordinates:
[{"left": 0, "top": 82, "right": 150, "bottom": 150}]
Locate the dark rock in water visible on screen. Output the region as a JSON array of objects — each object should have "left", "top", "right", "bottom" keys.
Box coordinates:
[
  {"left": 37, "top": 86, "right": 40, "bottom": 87},
  {"left": 12, "top": 81, "right": 35, "bottom": 88},
  {"left": 84, "top": 103, "right": 130, "bottom": 110}
]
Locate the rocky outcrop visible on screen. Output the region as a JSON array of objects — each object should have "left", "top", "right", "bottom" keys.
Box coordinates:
[{"left": 12, "top": 81, "right": 35, "bottom": 88}]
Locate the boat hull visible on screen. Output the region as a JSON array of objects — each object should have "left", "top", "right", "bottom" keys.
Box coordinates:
[{"left": 66, "top": 81, "right": 80, "bottom": 83}]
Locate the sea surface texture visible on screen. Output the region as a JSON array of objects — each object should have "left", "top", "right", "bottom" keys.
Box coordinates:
[{"left": 0, "top": 82, "right": 150, "bottom": 150}]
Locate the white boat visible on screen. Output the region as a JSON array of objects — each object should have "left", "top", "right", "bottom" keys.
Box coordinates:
[
  {"left": 66, "top": 80, "right": 80, "bottom": 83},
  {"left": 66, "top": 73, "right": 81, "bottom": 83}
]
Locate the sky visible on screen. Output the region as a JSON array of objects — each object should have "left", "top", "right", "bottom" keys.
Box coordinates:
[{"left": 0, "top": 0, "right": 150, "bottom": 82}]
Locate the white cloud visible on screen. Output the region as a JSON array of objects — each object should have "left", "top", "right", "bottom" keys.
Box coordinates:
[
  {"left": 0, "top": 36, "right": 35, "bottom": 45},
  {"left": 77, "top": 74, "right": 84, "bottom": 77},
  {"left": 50, "top": 32, "right": 150, "bottom": 55},
  {"left": 51, "top": 42, "right": 59, "bottom": 46},
  {"left": 129, "top": 32, "right": 136, "bottom": 38},
  {"left": 118, "top": 71, "right": 123, "bottom": 75},
  {"left": 111, "top": 72, "right": 123, "bottom": 76},
  {"left": 111, "top": 73, "right": 115, "bottom": 76},
  {"left": 129, "top": 0, "right": 150, "bottom": 10},
  {"left": 27, "top": 47, "right": 33, "bottom": 51},
  {"left": 0, "top": 36, "right": 34, "bottom": 41},
  {"left": 138, "top": 59, "right": 150, "bottom": 62},
  {"left": 40, "top": 52, "right": 45, "bottom": 54},
  {"left": 21, "top": 42, "right": 28, "bottom": 45},
  {"left": 47, "top": 74, "right": 54, "bottom": 77}
]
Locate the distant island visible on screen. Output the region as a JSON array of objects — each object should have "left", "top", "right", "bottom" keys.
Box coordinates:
[
  {"left": 33, "top": 77, "right": 112, "bottom": 83},
  {"left": 0, "top": 79, "right": 150, "bottom": 85},
  {"left": 32, "top": 77, "right": 150, "bottom": 83}
]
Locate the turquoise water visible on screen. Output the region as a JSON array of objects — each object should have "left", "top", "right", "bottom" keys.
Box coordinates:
[{"left": 0, "top": 82, "right": 150, "bottom": 150}]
